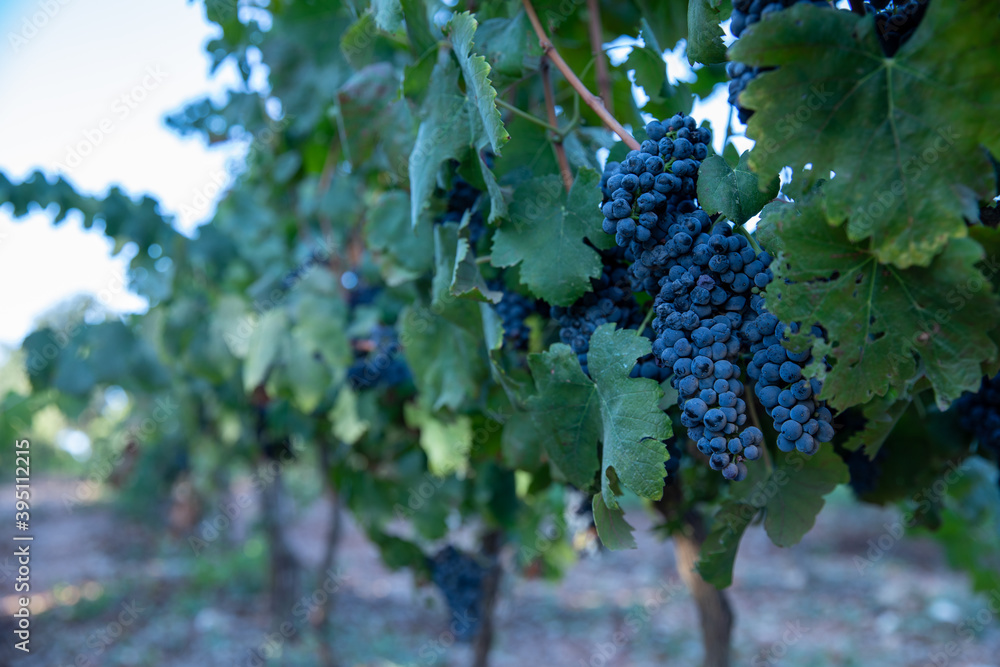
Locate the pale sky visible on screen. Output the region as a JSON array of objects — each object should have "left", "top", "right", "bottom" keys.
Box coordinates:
[
  {"left": 0, "top": 0, "right": 747, "bottom": 352},
  {"left": 0, "top": 0, "right": 245, "bottom": 348}
]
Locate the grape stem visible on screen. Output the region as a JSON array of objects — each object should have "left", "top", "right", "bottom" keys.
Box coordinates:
[
  {"left": 476, "top": 254, "right": 492, "bottom": 264},
  {"left": 541, "top": 59, "right": 574, "bottom": 193},
  {"left": 637, "top": 303, "right": 655, "bottom": 334},
  {"left": 495, "top": 99, "right": 561, "bottom": 135},
  {"left": 521, "top": 0, "right": 641, "bottom": 151}
]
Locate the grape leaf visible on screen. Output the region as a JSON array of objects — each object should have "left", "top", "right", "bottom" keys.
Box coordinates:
[
  {"left": 592, "top": 496, "right": 637, "bottom": 551},
  {"left": 243, "top": 310, "right": 287, "bottom": 391},
  {"left": 330, "top": 387, "right": 369, "bottom": 445},
  {"left": 474, "top": 13, "right": 536, "bottom": 84},
  {"left": 525, "top": 344, "right": 602, "bottom": 490},
  {"left": 732, "top": 2, "right": 1000, "bottom": 267},
  {"left": 762, "top": 447, "right": 848, "bottom": 547},
  {"left": 687, "top": 0, "right": 731, "bottom": 65},
  {"left": 840, "top": 395, "right": 911, "bottom": 456},
  {"left": 409, "top": 55, "right": 474, "bottom": 228},
  {"left": 697, "top": 500, "right": 757, "bottom": 588},
  {"left": 372, "top": 0, "right": 402, "bottom": 32},
  {"left": 490, "top": 169, "right": 603, "bottom": 306},
  {"left": 757, "top": 192, "right": 1000, "bottom": 410},
  {"left": 404, "top": 404, "right": 473, "bottom": 476},
  {"left": 448, "top": 12, "right": 509, "bottom": 155},
  {"left": 632, "top": 0, "right": 688, "bottom": 51},
  {"left": 452, "top": 237, "right": 503, "bottom": 303},
  {"left": 697, "top": 152, "right": 779, "bottom": 225},
  {"left": 588, "top": 325, "right": 671, "bottom": 509},
  {"left": 365, "top": 190, "right": 435, "bottom": 284},
  {"left": 399, "top": 303, "right": 489, "bottom": 412}
]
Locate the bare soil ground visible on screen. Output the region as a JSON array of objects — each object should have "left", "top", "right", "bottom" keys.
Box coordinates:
[{"left": 3, "top": 476, "right": 999, "bottom": 667}]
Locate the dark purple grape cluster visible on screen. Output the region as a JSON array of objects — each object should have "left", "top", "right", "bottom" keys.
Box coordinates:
[
  {"left": 651, "top": 221, "right": 773, "bottom": 480},
  {"left": 956, "top": 372, "right": 1000, "bottom": 461},
  {"left": 489, "top": 281, "right": 543, "bottom": 351},
  {"left": 599, "top": 114, "right": 713, "bottom": 293},
  {"left": 437, "top": 176, "right": 486, "bottom": 244},
  {"left": 872, "top": 1, "right": 929, "bottom": 56},
  {"left": 429, "top": 546, "right": 487, "bottom": 641},
  {"left": 744, "top": 302, "right": 835, "bottom": 454},
  {"left": 551, "top": 260, "right": 642, "bottom": 376},
  {"left": 347, "top": 324, "right": 411, "bottom": 390}
]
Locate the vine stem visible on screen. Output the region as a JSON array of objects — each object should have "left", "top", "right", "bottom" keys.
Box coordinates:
[
  {"left": 521, "top": 0, "right": 640, "bottom": 151},
  {"left": 541, "top": 59, "right": 574, "bottom": 193},
  {"left": 586, "top": 0, "right": 613, "bottom": 116},
  {"left": 638, "top": 302, "right": 655, "bottom": 333}
]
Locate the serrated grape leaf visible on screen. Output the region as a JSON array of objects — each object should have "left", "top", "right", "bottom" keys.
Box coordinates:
[
  {"left": 592, "top": 496, "right": 637, "bottom": 551},
  {"left": 763, "top": 447, "right": 849, "bottom": 547},
  {"left": 243, "top": 310, "right": 287, "bottom": 392},
  {"left": 404, "top": 403, "right": 473, "bottom": 476},
  {"left": 490, "top": 169, "right": 603, "bottom": 306},
  {"left": 433, "top": 224, "right": 492, "bottom": 331},
  {"left": 589, "top": 325, "right": 672, "bottom": 509},
  {"left": 477, "top": 149, "right": 507, "bottom": 224},
  {"left": 697, "top": 152, "right": 779, "bottom": 225},
  {"left": 732, "top": 2, "right": 1000, "bottom": 267},
  {"left": 687, "top": 0, "right": 731, "bottom": 65},
  {"left": 409, "top": 56, "right": 474, "bottom": 228},
  {"left": 757, "top": 192, "right": 1000, "bottom": 410},
  {"left": 452, "top": 237, "right": 502, "bottom": 303},
  {"left": 474, "top": 13, "right": 535, "bottom": 84},
  {"left": 525, "top": 344, "right": 602, "bottom": 490},
  {"left": 448, "top": 12, "right": 509, "bottom": 155},
  {"left": 697, "top": 500, "right": 757, "bottom": 588},
  {"left": 365, "top": 191, "right": 435, "bottom": 284},
  {"left": 400, "top": 303, "right": 489, "bottom": 412}
]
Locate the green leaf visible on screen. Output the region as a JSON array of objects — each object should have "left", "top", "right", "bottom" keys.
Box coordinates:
[
  {"left": 399, "top": 304, "right": 489, "bottom": 412},
  {"left": 409, "top": 54, "right": 474, "bottom": 228},
  {"left": 696, "top": 152, "right": 779, "bottom": 225},
  {"left": 758, "top": 192, "right": 1000, "bottom": 410},
  {"left": 840, "top": 396, "right": 911, "bottom": 456},
  {"left": 697, "top": 500, "right": 757, "bottom": 588},
  {"left": 763, "top": 447, "right": 849, "bottom": 547},
  {"left": 330, "top": 387, "right": 369, "bottom": 445},
  {"left": 592, "top": 496, "right": 637, "bottom": 550},
  {"left": 477, "top": 150, "right": 507, "bottom": 224},
  {"left": 365, "top": 190, "right": 435, "bottom": 284},
  {"left": 490, "top": 169, "right": 603, "bottom": 306},
  {"left": 243, "top": 310, "right": 287, "bottom": 392},
  {"left": 448, "top": 12, "right": 510, "bottom": 155},
  {"left": 400, "top": 0, "right": 438, "bottom": 55},
  {"left": 372, "top": 0, "right": 402, "bottom": 32},
  {"left": 687, "top": 0, "right": 731, "bottom": 65},
  {"left": 633, "top": 0, "right": 688, "bottom": 51},
  {"left": 526, "top": 344, "right": 602, "bottom": 490},
  {"left": 452, "top": 238, "right": 503, "bottom": 303},
  {"left": 474, "top": 13, "right": 535, "bottom": 84},
  {"left": 404, "top": 403, "right": 473, "bottom": 476},
  {"left": 589, "top": 325, "right": 671, "bottom": 508},
  {"left": 732, "top": 2, "right": 1000, "bottom": 267},
  {"left": 501, "top": 409, "right": 544, "bottom": 470}
]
